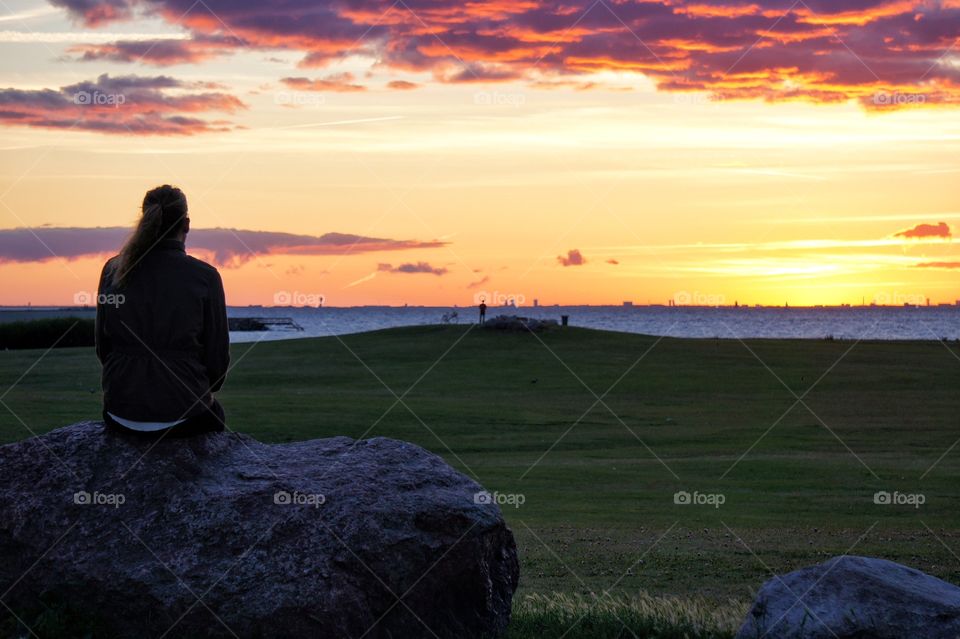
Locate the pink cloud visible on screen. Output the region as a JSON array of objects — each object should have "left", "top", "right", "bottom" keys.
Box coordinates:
[
  {"left": 0, "top": 73, "right": 245, "bottom": 135},
  {"left": 71, "top": 35, "right": 246, "bottom": 66}
]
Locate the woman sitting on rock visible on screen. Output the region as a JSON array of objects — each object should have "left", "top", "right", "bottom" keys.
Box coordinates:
[{"left": 95, "top": 184, "right": 229, "bottom": 437}]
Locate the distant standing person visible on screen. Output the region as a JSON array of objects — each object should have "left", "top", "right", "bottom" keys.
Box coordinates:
[
  {"left": 95, "top": 184, "right": 230, "bottom": 438},
  {"left": 479, "top": 300, "right": 487, "bottom": 324}
]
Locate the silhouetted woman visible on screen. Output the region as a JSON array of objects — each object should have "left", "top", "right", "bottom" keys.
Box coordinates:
[{"left": 96, "top": 185, "right": 229, "bottom": 437}]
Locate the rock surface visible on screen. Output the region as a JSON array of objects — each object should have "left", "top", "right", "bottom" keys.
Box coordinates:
[
  {"left": 482, "top": 315, "right": 558, "bottom": 332},
  {"left": 735, "top": 555, "right": 960, "bottom": 638},
  {"left": 0, "top": 422, "right": 519, "bottom": 638}
]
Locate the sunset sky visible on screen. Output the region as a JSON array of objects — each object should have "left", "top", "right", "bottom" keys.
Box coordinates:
[{"left": 1, "top": 0, "right": 958, "bottom": 307}]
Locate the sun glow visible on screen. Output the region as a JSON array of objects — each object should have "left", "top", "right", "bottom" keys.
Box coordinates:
[{"left": 1, "top": 0, "right": 959, "bottom": 306}]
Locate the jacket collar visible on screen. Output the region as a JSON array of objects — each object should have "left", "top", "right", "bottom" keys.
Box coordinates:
[{"left": 156, "top": 238, "right": 186, "bottom": 252}]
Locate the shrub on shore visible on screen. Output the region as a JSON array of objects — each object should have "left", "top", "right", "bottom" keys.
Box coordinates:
[{"left": 0, "top": 318, "right": 94, "bottom": 350}]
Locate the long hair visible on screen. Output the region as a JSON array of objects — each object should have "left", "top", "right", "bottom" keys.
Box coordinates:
[{"left": 111, "top": 185, "right": 188, "bottom": 288}]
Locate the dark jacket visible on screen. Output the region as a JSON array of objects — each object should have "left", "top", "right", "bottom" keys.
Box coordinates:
[{"left": 95, "top": 239, "right": 229, "bottom": 422}]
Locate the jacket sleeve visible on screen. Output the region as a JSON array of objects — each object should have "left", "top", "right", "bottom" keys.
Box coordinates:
[
  {"left": 203, "top": 269, "right": 230, "bottom": 392},
  {"left": 95, "top": 261, "right": 112, "bottom": 364}
]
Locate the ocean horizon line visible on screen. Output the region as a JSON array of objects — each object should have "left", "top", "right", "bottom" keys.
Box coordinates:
[{"left": 3, "top": 303, "right": 960, "bottom": 312}]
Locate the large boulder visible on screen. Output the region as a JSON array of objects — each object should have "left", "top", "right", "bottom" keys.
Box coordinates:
[
  {"left": 0, "top": 422, "right": 519, "bottom": 638},
  {"left": 736, "top": 555, "right": 960, "bottom": 638}
]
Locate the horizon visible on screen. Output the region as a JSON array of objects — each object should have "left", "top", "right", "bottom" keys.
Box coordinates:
[
  {"left": 5, "top": 301, "right": 960, "bottom": 310},
  {"left": 2, "top": 0, "right": 959, "bottom": 307}
]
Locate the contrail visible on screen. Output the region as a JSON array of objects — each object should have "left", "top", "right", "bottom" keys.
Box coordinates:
[
  {"left": 271, "top": 116, "right": 404, "bottom": 130},
  {"left": 0, "top": 7, "right": 58, "bottom": 24},
  {"left": 0, "top": 30, "right": 190, "bottom": 43},
  {"left": 344, "top": 272, "right": 377, "bottom": 288}
]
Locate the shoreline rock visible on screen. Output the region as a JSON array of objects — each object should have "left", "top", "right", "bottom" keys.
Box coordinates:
[
  {"left": 735, "top": 555, "right": 960, "bottom": 638},
  {"left": 482, "top": 315, "right": 558, "bottom": 332},
  {"left": 0, "top": 422, "right": 519, "bottom": 638}
]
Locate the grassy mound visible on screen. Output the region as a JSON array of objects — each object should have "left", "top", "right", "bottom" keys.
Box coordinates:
[{"left": 2, "top": 324, "right": 959, "bottom": 618}]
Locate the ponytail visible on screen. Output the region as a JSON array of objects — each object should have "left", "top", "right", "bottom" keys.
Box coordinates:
[{"left": 111, "top": 185, "right": 188, "bottom": 288}]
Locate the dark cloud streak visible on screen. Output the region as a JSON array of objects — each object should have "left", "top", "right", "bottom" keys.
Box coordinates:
[
  {"left": 377, "top": 261, "right": 449, "bottom": 275},
  {"left": 0, "top": 226, "right": 448, "bottom": 267},
  {"left": 557, "top": 249, "right": 586, "bottom": 267}
]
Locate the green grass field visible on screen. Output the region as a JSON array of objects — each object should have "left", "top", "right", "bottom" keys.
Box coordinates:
[{"left": 2, "top": 325, "right": 959, "bottom": 637}]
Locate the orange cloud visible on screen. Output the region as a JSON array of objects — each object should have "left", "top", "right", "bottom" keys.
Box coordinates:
[
  {"left": 281, "top": 73, "right": 367, "bottom": 92},
  {"left": 386, "top": 80, "right": 420, "bottom": 90},
  {"left": 794, "top": 0, "right": 919, "bottom": 26},
  {"left": 673, "top": 3, "right": 762, "bottom": 18},
  {"left": 895, "top": 222, "right": 952, "bottom": 239}
]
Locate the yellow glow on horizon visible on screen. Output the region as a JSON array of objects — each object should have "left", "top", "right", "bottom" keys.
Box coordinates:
[{"left": 1, "top": 70, "right": 959, "bottom": 307}]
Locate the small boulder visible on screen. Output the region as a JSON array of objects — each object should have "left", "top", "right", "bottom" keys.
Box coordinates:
[
  {"left": 482, "top": 315, "right": 558, "bottom": 333},
  {"left": 0, "top": 422, "right": 519, "bottom": 638},
  {"left": 736, "top": 555, "right": 960, "bottom": 638}
]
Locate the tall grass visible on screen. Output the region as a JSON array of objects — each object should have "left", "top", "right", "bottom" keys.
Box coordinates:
[{"left": 507, "top": 592, "right": 747, "bottom": 638}]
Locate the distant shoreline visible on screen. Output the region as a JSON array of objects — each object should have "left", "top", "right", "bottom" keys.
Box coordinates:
[
  {"left": 3, "top": 303, "right": 959, "bottom": 313},
  {"left": 2, "top": 305, "right": 958, "bottom": 343}
]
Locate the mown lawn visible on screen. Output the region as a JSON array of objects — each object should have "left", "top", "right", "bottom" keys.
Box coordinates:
[{"left": 2, "top": 325, "right": 959, "bottom": 636}]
